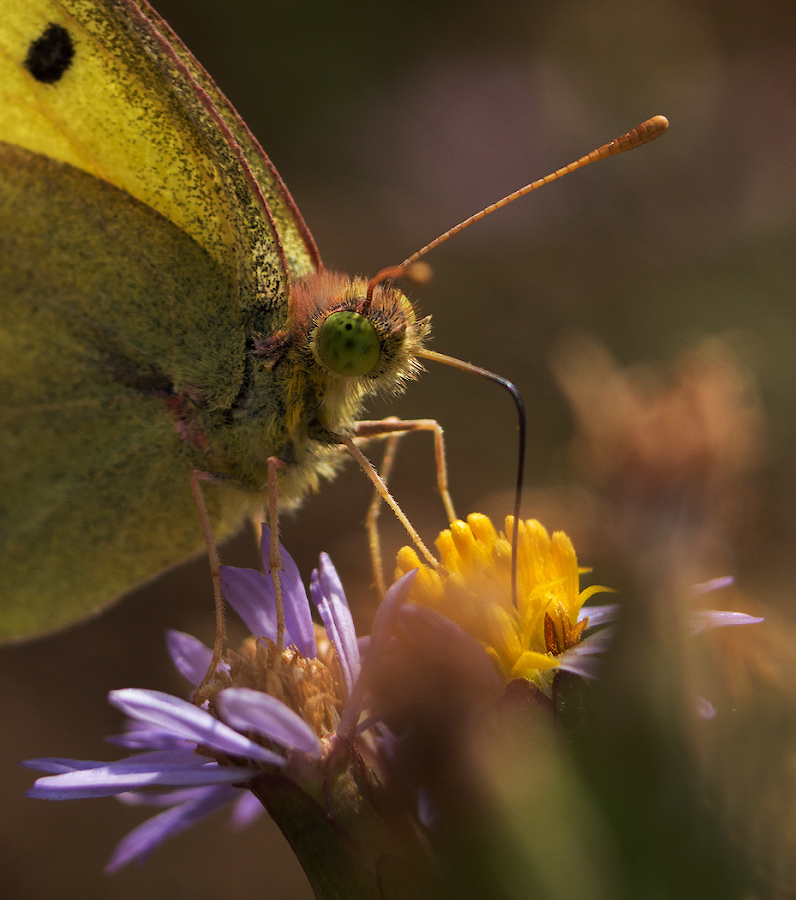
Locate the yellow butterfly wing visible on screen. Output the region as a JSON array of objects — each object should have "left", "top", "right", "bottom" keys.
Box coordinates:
[
  {"left": 0, "top": 0, "right": 320, "bottom": 640},
  {"left": 130, "top": 0, "right": 321, "bottom": 281},
  {"left": 1, "top": 0, "right": 319, "bottom": 290}
]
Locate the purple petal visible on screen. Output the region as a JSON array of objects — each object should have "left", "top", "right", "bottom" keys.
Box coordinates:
[
  {"left": 370, "top": 570, "right": 418, "bottom": 655},
  {"left": 397, "top": 605, "right": 503, "bottom": 691},
  {"left": 689, "top": 610, "right": 765, "bottom": 635},
  {"left": 21, "top": 758, "right": 110, "bottom": 775},
  {"left": 106, "top": 725, "right": 195, "bottom": 751},
  {"left": 311, "top": 554, "right": 360, "bottom": 694},
  {"left": 556, "top": 648, "right": 603, "bottom": 679},
  {"left": 166, "top": 630, "right": 217, "bottom": 687},
  {"left": 337, "top": 570, "right": 418, "bottom": 735},
  {"left": 229, "top": 790, "right": 265, "bottom": 830},
  {"left": 107, "top": 749, "right": 206, "bottom": 766},
  {"left": 109, "top": 689, "right": 286, "bottom": 766},
  {"left": 215, "top": 688, "right": 322, "bottom": 758},
  {"left": 557, "top": 628, "right": 616, "bottom": 679},
  {"left": 579, "top": 604, "right": 620, "bottom": 627},
  {"left": 572, "top": 628, "right": 615, "bottom": 654},
  {"left": 23, "top": 749, "right": 201, "bottom": 776},
  {"left": 354, "top": 711, "right": 381, "bottom": 735},
  {"left": 260, "top": 526, "right": 317, "bottom": 657},
  {"left": 106, "top": 784, "right": 236, "bottom": 872},
  {"left": 220, "top": 567, "right": 278, "bottom": 641},
  {"left": 694, "top": 576, "right": 734, "bottom": 595},
  {"left": 117, "top": 786, "right": 224, "bottom": 807},
  {"left": 696, "top": 696, "right": 717, "bottom": 719},
  {"left": 27, "top": 758, "right": 254, "bottom": 800},
  {"left": 418, "top": 787, "right": 438, "bottom": 829}
]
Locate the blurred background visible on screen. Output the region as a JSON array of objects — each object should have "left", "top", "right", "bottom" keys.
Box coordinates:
[{"left": 3, "top": 0, "right": 796, "bottom": 897}]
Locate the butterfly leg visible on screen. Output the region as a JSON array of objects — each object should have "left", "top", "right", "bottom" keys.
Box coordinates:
[
  {"left": 356, "top": 417, "right": 457, "bottom": 522},
  {"left": 335, "top": 431, "right": 442, "bottom": 589},
  {"left": 190, "top": 470, "right": 227, "bottom": 699},
  {"left": 351, "top": 417, "right": 456, "bottom": 595},
  {"left": 192, "top": 456, "right": 288, "bottom": 701},
  {"left": 365, "top": 431, "right": 401, "bottom": 596},
  {"left": 266, "top": 456, "right": 289, "bottom": 652}
]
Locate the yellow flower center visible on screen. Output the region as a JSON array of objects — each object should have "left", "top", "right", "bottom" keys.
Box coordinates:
[
  {"left": 208, "top": 634, "right": 346, "bottom": 741},
  {"left": 395, "top": 514, "right": 611, "bottom": 686}
]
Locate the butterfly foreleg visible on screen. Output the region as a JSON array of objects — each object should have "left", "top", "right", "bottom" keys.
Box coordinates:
[
  {"left": 364, "top": 430, "right": 401, "bottom": 597},
  {"left": 350, "top": 417, "right": 456, "bottom": 595},
  {"left": 354, "top": 417, "right": 457, "bottom": 523},
  {"left": 335, "top": 433, "right": 441, "bottom": 596}
]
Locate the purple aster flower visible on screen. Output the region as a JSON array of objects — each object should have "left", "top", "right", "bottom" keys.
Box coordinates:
[{"left": 24, "top": 528, "right": 417, "bottom": 873}]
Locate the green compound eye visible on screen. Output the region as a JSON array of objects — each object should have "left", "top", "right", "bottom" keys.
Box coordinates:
[{"left": 316, "top": 310, "right": 382, "bottom": 377}]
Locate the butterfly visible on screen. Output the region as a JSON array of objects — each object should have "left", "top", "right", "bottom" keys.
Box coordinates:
[
  {"left": 0, "top": 0, "right": 448, "bottom": 642},
  {"left": 0, "top": 0, "right": 667, "bottom": 643}
]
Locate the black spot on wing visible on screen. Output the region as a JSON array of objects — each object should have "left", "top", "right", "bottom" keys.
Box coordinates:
[{"left": 24, "top": 23, "right": 75, "bottom": 84}]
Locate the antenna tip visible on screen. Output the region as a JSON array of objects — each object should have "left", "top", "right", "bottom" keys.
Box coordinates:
[
  {"left": 615, "top": 115, "right": 669, "bottom": 153},
  {"left": 644, "top": 115, "right": 670, "bottom": 139}
]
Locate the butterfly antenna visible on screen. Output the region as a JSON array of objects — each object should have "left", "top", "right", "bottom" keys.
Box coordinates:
[
  {"left": 418, "top": 349, "right": 526, "bottom": 607},
  {"left": 367, "top": 115, "right": 669, "bottom": 298},
  {"left": 367, "top": 116, "right": 668, "bottom": 600}
]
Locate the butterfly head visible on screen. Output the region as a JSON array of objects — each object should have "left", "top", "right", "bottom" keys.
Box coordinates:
[{"left": 259, "top": 270, "right": 430, "bottom": 402}]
